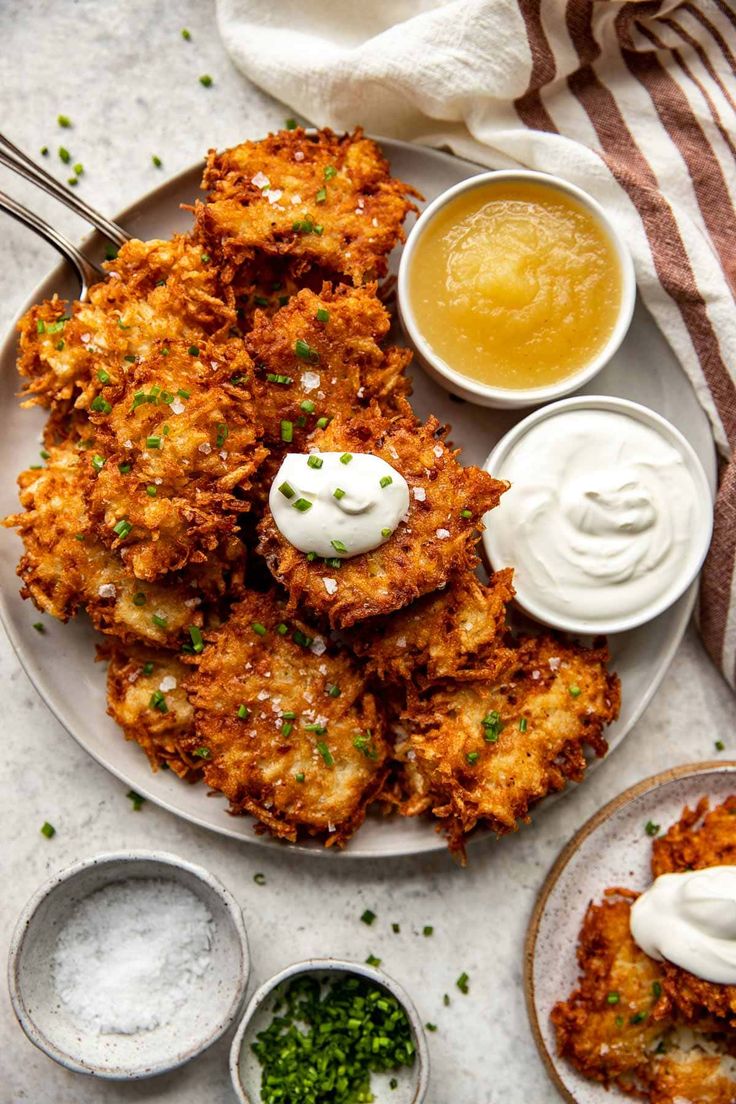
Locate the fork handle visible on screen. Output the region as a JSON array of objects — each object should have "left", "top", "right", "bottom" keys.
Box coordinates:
[
  {"left": 0, "top": 132, "right": 130, "bottom": 249},
  {"left": 0, "top": 189, "right": 104, "bottom": 301}
]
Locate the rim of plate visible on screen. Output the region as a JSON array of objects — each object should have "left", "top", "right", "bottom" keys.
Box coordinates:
[
  {"left": 0, "top": 138, "right": 715, "bottom": 858},
  {"left": 523, "top": 759, "right": 736, "bottom": 1104},
  {"left": 397, "top": 168, "right": 636, "bottom": 409}
]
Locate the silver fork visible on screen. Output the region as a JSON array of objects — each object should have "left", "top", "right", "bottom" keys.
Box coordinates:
[{"left": 0, "top": 131, "right": 131, "bottom": 299}]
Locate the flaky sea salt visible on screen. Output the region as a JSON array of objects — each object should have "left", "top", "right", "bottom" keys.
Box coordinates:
[
  {"left": 251, "top": 171, "right": 270, "bottom": 189},
  {"left": 412, "top": 487, "right": 426, "bottom": 501},
  {"left": 436, "top": 528, "right": 450, "bottom": 539},
  {"left": 323, "top": 577, "right": 338, "bottom": 595},
  {"left": 159, "top": 675, "right": 177, "bottom": 692},
  {"left": 97, "top": 583, "right": 116, "bottom": 599},
  {"left": 52, "top": 879, "right": 214, "bottom": 1035}
]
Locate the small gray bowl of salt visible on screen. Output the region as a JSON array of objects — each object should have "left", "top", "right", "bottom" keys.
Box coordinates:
[{"left": 7, "top": 850, "right": 250, "bottom": 1079}]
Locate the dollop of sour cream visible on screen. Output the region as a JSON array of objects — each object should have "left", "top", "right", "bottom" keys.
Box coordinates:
[
  {"left": 269, "top": 452, "right": 409, "bottom": 559},
  {"left": 487, "top": 408, "right": 711, "bottom": 627},
  {"left": 630, "top": 867, "right": 736, "bottom": 985}
]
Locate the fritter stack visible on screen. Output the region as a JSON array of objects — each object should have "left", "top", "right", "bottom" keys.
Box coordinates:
[{"left": 5, "top": 128, "right": 620, "bottom": 857}]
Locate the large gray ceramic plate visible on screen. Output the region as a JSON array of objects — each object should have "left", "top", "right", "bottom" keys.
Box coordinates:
[{"left": 0, "top": 139, "right": 717, "bottom": 857}]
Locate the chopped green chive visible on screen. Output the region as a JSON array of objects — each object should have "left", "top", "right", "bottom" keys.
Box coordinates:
[
  {"left": 392, "top": 923, "right": 400, "bottom": 933},
  {"left": 40, "top": 821, "right": 56, "bottom": 838},
  {"left": 193, "top": 747, "right": 211, "bottom": 759},
  {"left": 423, "top": 926, "right": 434, "bottom": 937},
  {"left": 481, "top": 711, "right": 503, "bottom": 742},
  {"left": 606, "top": 991, "right": 620, "bottom": 1004},
  {"left": 456, "top": 972, "right": 470, "bottom": 994},
  {"left": 281, "top": 722, "right": 294, "bottom": 737},
  {"left": 104, "top": 244, "right": 118, "bottom": 260},
  {"left": 40, "top": 146, "right": 48, "bottom": 156},
  {"left": 32, "top": 622, "right": 45, "bottom": 634},
  {"left": 390, "top": 1079, "right": 398, "bottom": 1090},
  {"left": 292, "top": 497, "right": 312, "bottom": 512},
  {"left": 460, "top": 509, "right": 472, "bottom": 519},
  {"left": 254, "top": 872, "right": 266, "bottom": 885},
  {"left": 331, "top": 539, "right": 347, "bottom": 553},
  {"left": 97, "top": 368, "right": 110, "bottom": 384},
  {"left": 149, "top": 690, "right": 168, "bottom": 714},
  {"left": 466, "top": 751, "right": 479, "bottom": 764},
  {"left": 73, "top": 163, "right": 83, "bottom": 176},
  {"left": 361, "top": 909, "right": 376, "bottom": 925},
  {"left": 237, "top": 704, "right": 250, "bottom": 720},
  {"left": 281, "top": 420, "right": 294, "bottom": 443},
  {"left": 276, "top": 622, "right": 288, "bottom": 636},
  {"left": 295, "top": 338, "right": 318, "bottom": 361},
  {"left": 74, "top": 533, "right": 85, "bottom": 541},
  {"left": 90, "top": 396, "right": 112, "bottom": 414},
  {"left": 365, "top": 954, "right": 381, "bottom": 967},
  {"left": 324, "top": 165, "right": 337, "bottom": 180},
  {"left": 251, "top": 622, "right": 267, "bottom": 637},
  {"left": 142, "top": 662, "right": 154, "bottom": 675},
  {"left": 651, "top": 981, "right": 662, "bottom": 1000},
  {"left": 300, "top": 400, "right": 316, "bottom": 414},
  {"left": 126, "top": 790, "right": 145, "bottom": 811},
  {"left": 305, "top": 722, "right": 327, "bottom": 734},
  {"left": 315, "top": 186, "right": 327, "bottom": 204},
  {"left": 57, "top": 114, "right": 72, "bottom": 127},
  {"left": 152, "top": 154, "right": 162, "bottom": 167},
  {"left": 340, "top": 453, "right": 353, "bottom": 465},
  {"left": 188, "top": 345, "right": 200, "bottom": 357},
  {"left": 307, "top": 455, "right": 323, "bottom": 469},
  {"left": 91, "top": 454, "right": 105, "bottom": 473},
  {"left": 381, "top": 527, "right": 392, "bottom": 538},
  {"left": 425, "top": 1023, "right": 437, "bottom": 1032},
  {"left": 316, "top": 416, "right": 330, "bottom": 429},
  {"left": 380, "top": 476, "right": 392, "bottom": 488},
  {"left": 326, "top": 683, "right": 341, "bottom": 698},
  {"left": 317, "top": 741, "right": 334, "bottom": 767},
  {"left": 645, "top": 820, "right": 660, "bottom": 837},
  {"left": 146, "top": 436, "right": 162, "bottom": 449},
  {"left": 519, "top": 717, "right": 528, "bottom": 732},
  {"left": 443, "top": 993, "right": 450, "bottom": 1006},
  {"left": 292, "top": 629, "right": 313, "bottom": 648},
  {"left": 58, "top": 146, "right": 71, "bottom": 163},
  {"left": 315, "top": 307, "right": 330, "bottom": 323},
  {"left": 216, "top": 422, "right": 228, "bottom": 448},
  {"left": 181, "top": 27, "right": 191, "bottom": 39},
  {"left": 199, "top": 74, "right": 213, "bottom": 87},
  {"left": 146, "top": 484, "right": 157, "bottom": 496},
  {"left": 266, "top": 372, "right": 292, "bottom": 384},
  {"left": 715, "top": 740, "right": 725, "bottom": 751},
  {"left": 285, "top": 117, "right": 297, "bottom": 129},
  {"left": 189, "top": 626, "right": 204, "bottom": 654},
  {"left": 113, "top": 518, "right": 132, "bottom": 539},
  {"left": 630, "top": 1012, "right": 647, "bottom": 1024},
  {"left": 279, "top": 481, "right": 295, "bottom": 499},
  {"left": 152, "top": 613, "right": 168, "bottom": 629},
  {"left": 295, "top": 771, "right": 305, "bottom": 782},
  {"left": 67, "top": 176, "right": 78, "bottom": 186},
  {"left": 132, "top": 592, "right": 147, "bottom": 606},
  {"left": 569, "top": 684, "right": 582, "bottom": 697},
  {"left": 118, "top": 462, "right": 132, "bottom": 474},
  {"left": 333, "top": 488, "right": 346, "bottom": 500}
]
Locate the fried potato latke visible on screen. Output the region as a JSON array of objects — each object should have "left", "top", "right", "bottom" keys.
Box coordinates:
[
  {"left": 246, "top": 282, "right": 412, "bottom": 448},
  {"left": 257, "top": 408, "right": 507, "bottom": 628},
  {"left": 652, "top": 796, "right": 736, "bottom": 1033},
  {"left": 86, "top": 339, "right": 265, "bottom": 580},
  {"left": 195, "top": 127, "right": 418, "bottom": 285},
  {"left": 185, "top": 590, "right": 389, "bottom": 845},
  {"left": 551, "top": 897, "right": 670, "bottom": 1092},
  {"left": 3, "top": 444, "right": 232, "bottom": 649},
  {"left": 105, "top": 644, "right": 199, "bottom": 780},
  {"left": 398, "top": 636, "right": 619, "bottom": 854},
  {"left": 17, "top": 236, "right": 235, "bottom": 415},
  {"left": 350, "top": 569, "right": 515, "bottom": 687}
]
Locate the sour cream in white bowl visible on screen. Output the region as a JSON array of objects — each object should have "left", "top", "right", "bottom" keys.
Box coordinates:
[{"left": 482, "top": 396, "right": 713, "bottom": 636}]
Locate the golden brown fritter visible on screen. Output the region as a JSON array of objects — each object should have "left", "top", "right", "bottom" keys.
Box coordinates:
[
  {"left": 105, "top": 643, "right": 200, "bottom": 780},
  {"left": 185, "top": 590, "right": 389, "bottom": 846},
  {"left": 246, "top": 282, "right": 412, "bottom": 448},
  {"left": 3, "top": 444, "right": 216, "bottom": 649},
  {"left": 399, "top": 636, "right": 619, "bottom": 853},
  {"left": 195, "top": 127, "right": 418, "bottom": 286},
  {"left": 86, "top": 339, "right": 266, "bottom": 581},
  {"left": 648, "top": 1050, "right": 736, "bottom": 1104},
  {"left": 257, "top": 408, "right": 507, "bottom": 628},
  {"left": 350, "top": 569, "right": 515, "bottom": 687},
  {"left": 17, "top": 236, "right": 235, "bottom": 414},
  {"left": 652, "top": 795, "right": 736, "bottom": 877},
  {"left": 652, "top": 796, "right": 736, "bottom": 1032},
  {"left": 551, "top": 896, "right": 670, "bottom": 1092}
]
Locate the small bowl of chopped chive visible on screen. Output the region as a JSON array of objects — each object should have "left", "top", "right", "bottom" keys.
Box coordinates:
[
  {"left": 230, "top": 958, "right": 430, "bottom": 1104},
  {"left": 8, "top": 850, "right": 250, "bottom": 1079}
]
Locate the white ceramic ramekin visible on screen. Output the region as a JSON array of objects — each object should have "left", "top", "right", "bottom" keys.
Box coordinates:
[
  {"left": 481, "top": 396, "right": 713, "bottom": 635},
  {"left": 398, "top": 170, "right": 636, "bottom": 409},
  {"left": 8, "top": 851, "right": 250, "bottom": 1079},
  {"left": 230, "top": 958, "right": 430, "bottom": 1104}
]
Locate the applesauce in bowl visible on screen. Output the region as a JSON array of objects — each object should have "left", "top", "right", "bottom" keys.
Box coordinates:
[{"left": 398, "top": 171, "right": 635, "bottom": 408}]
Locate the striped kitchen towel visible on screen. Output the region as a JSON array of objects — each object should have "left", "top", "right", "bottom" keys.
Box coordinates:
[{"left": 217, "top": 0, "right": 736, "bottom": 689}]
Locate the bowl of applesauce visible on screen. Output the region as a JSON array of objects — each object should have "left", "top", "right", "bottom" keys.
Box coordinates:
[{"left": 398, "top": 170, "right": 636, "bottom": 409}]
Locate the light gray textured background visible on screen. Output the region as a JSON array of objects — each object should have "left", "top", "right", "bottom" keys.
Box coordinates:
[{"left": 0, "top": 3, "right": 733, "bottom": 1103}]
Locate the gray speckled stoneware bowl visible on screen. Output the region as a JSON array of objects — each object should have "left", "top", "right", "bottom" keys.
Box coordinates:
[
  {"left": 525, "top": 761, "right": 736, "bottom": 1104},
  {"left": 230, "top": 958, "right": 430, "bottom": 1104},
  {"left": 8, "top": 850, "right": 250, "bottom": 1079}
]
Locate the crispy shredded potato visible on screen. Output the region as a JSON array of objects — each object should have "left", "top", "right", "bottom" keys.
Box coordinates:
[
  {"left": 86, "top": 339, "right": 265, "bottom": 580},
  {"left": 246, "top": 282, "right": 412, "bottom": 447},
  {"left": 105, "top": 643, "right": 200, "bottom": 780},
  {"left": 398, "top": 636, "right": 619, "bottom": 854},
  {"left": 195, "top": 127, "right": 418, "bottom": 286},
  {"left": 257, "top": 407, "right": 507, "bottom": 628},
  {"left": 185, "top": 590, "right": 389, "bottom": 845},
  {"left": 17, "top": 236, "right": 235, "bottom": 415},
  {"left": 350, "top": 569, "right": 515, "bottom": 687}
]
